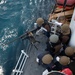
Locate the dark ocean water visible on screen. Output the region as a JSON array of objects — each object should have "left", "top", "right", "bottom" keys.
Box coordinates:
[{"left": 0, "top": 0, "right": 55, "bottom": 75}]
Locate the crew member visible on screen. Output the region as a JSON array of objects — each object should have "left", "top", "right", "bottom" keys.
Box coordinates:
[{"left": 46, "top": 34, "right": 62, "bottom": 56}]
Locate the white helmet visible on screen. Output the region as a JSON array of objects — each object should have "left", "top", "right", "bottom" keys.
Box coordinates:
[{"left": 49, "top": 34, "right": 59, "bottom": 43}]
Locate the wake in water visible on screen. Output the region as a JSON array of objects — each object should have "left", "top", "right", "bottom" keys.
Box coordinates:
[{"left": 0, "top": 0, "right": 55, "bottom": 75}]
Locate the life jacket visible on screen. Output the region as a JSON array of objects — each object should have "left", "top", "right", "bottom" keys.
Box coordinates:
[
  {"left": 57, "top": 0, "right": 75, "bottom": 9},
  {"left": 59, "top": 29, "right": 71, "bottom": 46},
  {"left": 57, "top": 0, "right": 75, "bottom": 6}
]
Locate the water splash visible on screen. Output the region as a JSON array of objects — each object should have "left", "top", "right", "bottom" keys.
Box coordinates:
[
  {"left": 0, "top": 66, "right": 4, "bottom": 75},
  {"left": 0, "top": 27, "right": 18, "bottom": 50},
  {"left": 0, "top": 0, "right": 6, "bottom": 4}
]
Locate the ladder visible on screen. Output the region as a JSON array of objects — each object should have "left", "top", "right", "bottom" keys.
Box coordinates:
[{"left": 11, "top": 50, "right": 29, "bottom": 75}]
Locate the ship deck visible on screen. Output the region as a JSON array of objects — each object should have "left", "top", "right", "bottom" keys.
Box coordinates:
[
  {"left": 22, "top": 34, "right": 48, "bottom": 75},
  {"left": 21, "top": 34, "right": 75, "bottom": 75},
  {"left": 22, "top": 5, "right": 75, "bottom": 75}
]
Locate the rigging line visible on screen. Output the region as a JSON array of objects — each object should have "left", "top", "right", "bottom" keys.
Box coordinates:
[
  {"left": 63, "top": 0, "right": 67, "bottom": 24},
  {"left": 51, "top": 0, "right": 57, "bottom": 14},
  {"left": 29, "top": 37, "right": 39, "bottom": 50},
  {"left": 30, "top": 42, "right": 38, "bottom": 50},
  {"left": 48, "top": 1, "right": 57, "bottom": 21},
  {"left": 28, "top": 35, "right": 39, "bottom": 50}
]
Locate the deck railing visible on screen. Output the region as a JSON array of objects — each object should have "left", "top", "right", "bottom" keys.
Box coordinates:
[{"left": 11, "top": 50, "right": 29, "bottom": 75}]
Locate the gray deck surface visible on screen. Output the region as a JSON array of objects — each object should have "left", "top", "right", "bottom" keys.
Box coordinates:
[
  {"left": 22, "top": 34, "right": 48, "bottom": 75},
  {"left": 22, "top": 34, "right": 75, "bottom": 75}
]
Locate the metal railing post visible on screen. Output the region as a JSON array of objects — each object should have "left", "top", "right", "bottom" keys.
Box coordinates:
[{"left": 11, "top": 50, "right": 29, "bottom": 75}]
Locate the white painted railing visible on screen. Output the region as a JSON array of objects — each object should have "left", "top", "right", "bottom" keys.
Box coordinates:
[{"left": 11, "top": 50, "right": 29, "bottom": 75}]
